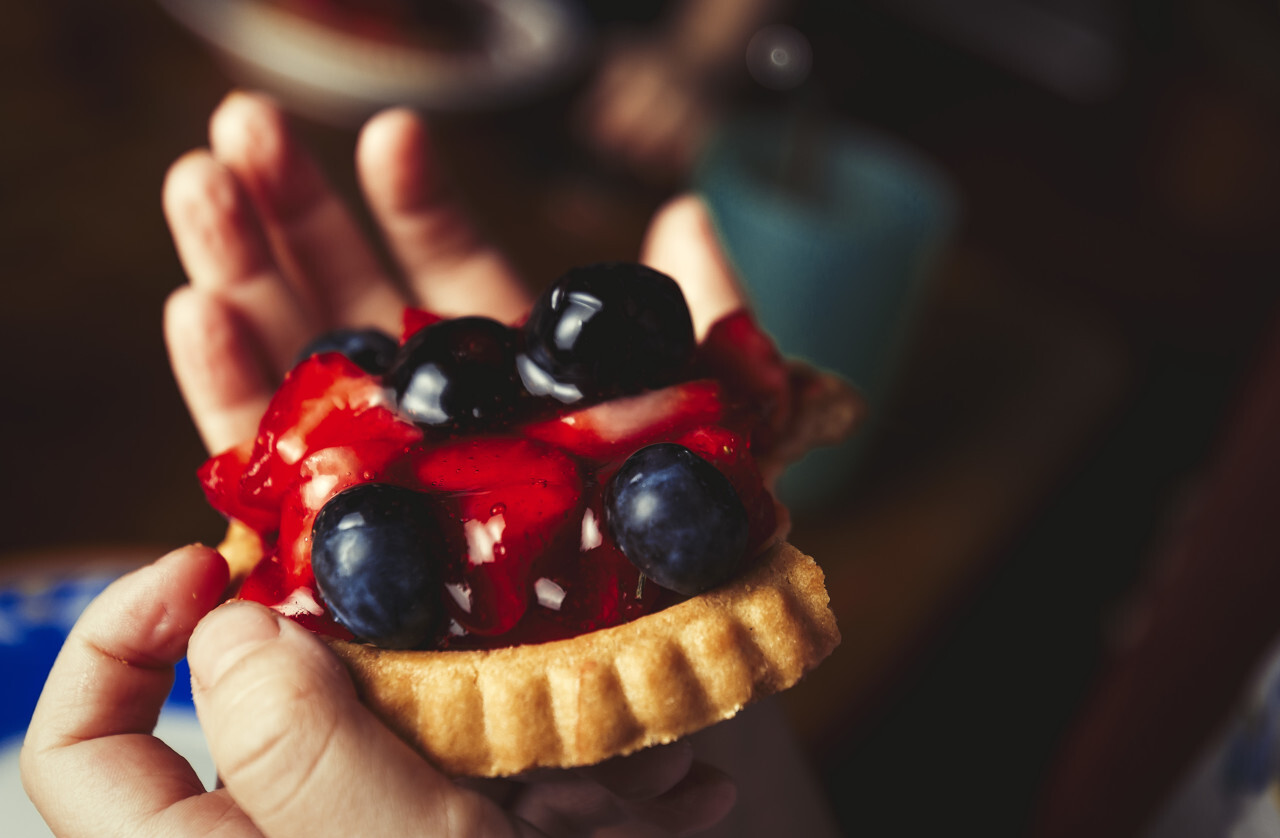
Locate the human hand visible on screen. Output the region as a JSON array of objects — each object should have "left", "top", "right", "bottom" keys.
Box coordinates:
[{"left": 19, "top": 544, "right": 737, "bottom": 836}]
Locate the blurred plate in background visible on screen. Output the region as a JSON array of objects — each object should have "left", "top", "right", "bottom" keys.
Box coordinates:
[{"left": 156, "top": 0, "right": 589, "bottom": 123}]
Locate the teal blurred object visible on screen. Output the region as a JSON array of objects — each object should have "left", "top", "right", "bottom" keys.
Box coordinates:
[{"left": 696, "top": 110, "right": 956, "bottom": 510}]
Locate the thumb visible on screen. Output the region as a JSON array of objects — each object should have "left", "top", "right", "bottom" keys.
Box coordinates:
[{"left": 188, "top": 601, "right": 519, "bottom": 838}]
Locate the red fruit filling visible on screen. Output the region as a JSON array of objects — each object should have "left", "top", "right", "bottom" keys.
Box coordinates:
[{"left": 202, "top": 301, "right": 789, "bottom": 650}]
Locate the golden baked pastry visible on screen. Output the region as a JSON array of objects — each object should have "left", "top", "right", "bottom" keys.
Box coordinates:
[{"left": 220, "top": 527, "right": 838, "bottom": 777}]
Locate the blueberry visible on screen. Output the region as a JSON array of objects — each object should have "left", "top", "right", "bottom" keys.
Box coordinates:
[
  {"left": 604, "top": 443, "right": 749, "bottom": 596},
  {"left": 311, "top": 483, "right": 449, "bottom": 649},
  {"left": 295, "top": 328, "right": 398, "bottom": 374},
  {"left": 520, "top": 262, "right": 695, "bottom": 404},
  {"left": 387, "top": 317, "right": 524, "bottom": 431}
]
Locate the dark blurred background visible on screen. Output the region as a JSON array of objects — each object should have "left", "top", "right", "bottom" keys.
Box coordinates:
[{"left": 3, "top": 0, "right": 1279, "bottom": 835}]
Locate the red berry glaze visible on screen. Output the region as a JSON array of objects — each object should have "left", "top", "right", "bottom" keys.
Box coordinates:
[
  {"left": 410, "top": 437, "right": 583, "bottom": 636},
  {"left": 673, "top": 425, "right": 776, "bottom": 549},
  {"left": 522, "top": 379, "right": 727, "bottom": 462},
  {"left": 400, "top": 306, "right": 443, "bottom": 342},
  {"left": 202, "top": 281, "right": 792, "bottom": 651},
  {"left": 695, "top": 310, "right": 791, "bottom": 451},
  {"left": 205, "top": 354, "right": 421, "bottom": 535}
]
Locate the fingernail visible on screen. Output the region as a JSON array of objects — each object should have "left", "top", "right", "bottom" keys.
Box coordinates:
[{"left": 189, "top": 601, "right": 282, "bottom": 689}]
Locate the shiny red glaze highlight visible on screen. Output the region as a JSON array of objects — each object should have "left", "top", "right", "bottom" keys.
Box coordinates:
[{"left": 205, "top": 304, "right": 785, "bottom": 650}]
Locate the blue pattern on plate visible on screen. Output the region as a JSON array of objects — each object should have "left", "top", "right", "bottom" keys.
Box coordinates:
[{"left": 0, "top": 570, "right": 195, "bottom": 744}]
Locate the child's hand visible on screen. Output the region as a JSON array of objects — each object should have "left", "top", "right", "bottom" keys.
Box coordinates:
[
  {"left": 21, "top": 91, "right": 752, "bottom": 837},
  {"left": 20, "top": 544, "right": 736, "bottom": 836},
  {"left": 19, "top": 90, "right": 756, "bottom": 837}
]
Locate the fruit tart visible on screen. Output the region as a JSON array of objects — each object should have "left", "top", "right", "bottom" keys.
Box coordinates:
[{"left": 203, "top": 261, "right": 859, "bottom": 777}]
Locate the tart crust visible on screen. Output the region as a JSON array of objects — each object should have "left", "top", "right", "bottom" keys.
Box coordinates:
[{"left": 218, "top": 527, "right": 839, "bottom": 777}]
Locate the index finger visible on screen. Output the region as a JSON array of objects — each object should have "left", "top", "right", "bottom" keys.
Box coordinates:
[
  {"left": 24, "top": 546, "right": 227, "bottom": 751},
  {"left": 20, "top": 546, "right": 247, "bottom": 837}
]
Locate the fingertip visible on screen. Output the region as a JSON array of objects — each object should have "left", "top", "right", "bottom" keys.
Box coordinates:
[
  {"left": 209, "top": 89, "right": 292, "bottom": 198},
  {"left": 646, "top": 193, "right": 710, "bottom": 245},
  {"left": 136, "top": 544, "right": 233, "bottom": 646},
  {"left": 188, "top": 600, "right": 286, "bottom": 691},
  {"left": 36, "top": 544, "right": 232, "bottom": 727},
  {"left": 156, "top": 543, "right": 231, "bottom": 597},
  {"left": 162, "top": 150, "right": 239, "bottom": 241},
  {"left": 161, "top": 148, "right": 212, "bottom": 211},
  {"left": 359, "top": 107, "right": 427, "bottom": 158},
  {"left": 188, "top": 601, "right": 361, "bottom": 780},
  {"left": 641, "top": 193, "right": 747, "bottom": 339},
  {"left": 136, "top": 544, "right": 231, "bottom": 641},
  {"left": 189, "top": 600, "right": 355, "bottom": 709},
  {"left": 163, "top": 281, "right": 196, "bottom": 334},
  {"left": 187, "top": 604, "right": 471, "bottom": 835},
  {"left": 357, "top": 107, "right": 434, "bottom": 212},
  {"left": 210, "top": 90, "right": 285, "bottom": 153}
]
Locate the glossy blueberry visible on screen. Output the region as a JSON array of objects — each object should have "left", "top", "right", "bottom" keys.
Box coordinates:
[
  {"left": 520, "top": 262, "right": 695, "bottom": 404},
  {"left": 604, "top": 443, "right": 749, "bottom": 596},
  {"left": 295, "top": 328, "right": 398, "bottom": 374},
  {"left": 387, "top": 316, "right": 524, "bottom": 431},
  {"left": 311, "top": 483, "right": 449, "bottom": 649}
]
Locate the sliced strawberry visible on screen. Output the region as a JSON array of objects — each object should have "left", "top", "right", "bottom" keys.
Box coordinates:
[
  {"left": 237, "top": 551, "right": 288, "bottom": 607},
  {"left": 273, "top": 440, "right": 423, "bottom": 581},
  {"left": 674, "top": 425, "right": 777, "bottom": 550},
  {"left": 697, "top": 309, "right": 790, "bottom": 450},
  {"left": 463, "top": 544, "right": 664, "bottom": 649},
  {"left": 522, "top": 379, "right": 726, "bottom": 462},
  {"left": 199, "top": 438, "right": 279, "bottom": 533},
  {"left": 235, "top": 355, "right": 421, "bottom": 529},
  {"left": 473, "top": 491, "right": 666, "bottom": 649},
  {"left": 411, "top": 437, "right": 583, "bottom": 636},
  {"left": 401, "top": 306, "right": 444, "bottom": 342},
  {"left": 539, "top": 499, "right": 662, "bottom": 624},
  {"left": 237, "top": 552, "right": 354, "bottom": 640}
]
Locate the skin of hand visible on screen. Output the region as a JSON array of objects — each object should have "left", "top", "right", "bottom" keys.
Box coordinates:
[
  {"left": 20, "top": 544, "right": 735, "bottom": 837},
  {"left": 21, "top": 90, "right": 753, "bottom": 837}
]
